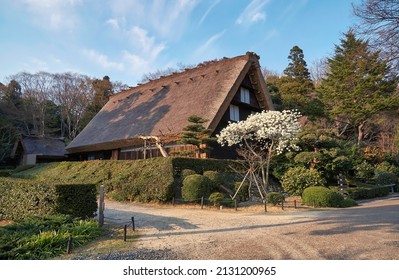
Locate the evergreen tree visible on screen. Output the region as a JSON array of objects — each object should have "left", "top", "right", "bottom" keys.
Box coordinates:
[
  {"left": 320, "top": 30, "right": 399, "bottom": 145},
  {"left": 180, "top": 115, "right": 215, "bottom": 157},
  {"left": 283, "top": 45, "right": 312, "bottom": 81},
  {"left": 80, "top": 76, "right": 113, "bottom": 130},
  {"left": 278, "top": 46, "right": 323, "bottom": 118}
]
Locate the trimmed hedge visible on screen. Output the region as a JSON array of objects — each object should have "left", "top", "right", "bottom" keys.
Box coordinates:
[
  {"left": 346, "top": 185, "right": 391, "bottom": 200},
  {"left": 10, "top": 158, "right": 241, "bottom": 203},
  {"left": 0, "top": 178, "right": 97, "bottom": 220},
  {"left": 171, "top": 158, "right": 243, "bottom": 174},
  {"left": 55, "top": 184, "right": 98, "bottom": 219},
  {"left": 302, "top": 186, "right": 344, "bottom": 207}
]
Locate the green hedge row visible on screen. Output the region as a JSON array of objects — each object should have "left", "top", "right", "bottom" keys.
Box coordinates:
[
  {"left": 171, "top": 158, "right": 243, "bottom": 175},
  {"left": 346, "top": 185, "right": 391, "bottom": 200},
  {"left": 8, "top": 158, "right": 243, "bottom": 203},
  {"left": 0, "top": 178, "right": 97, "bottom": 220}
]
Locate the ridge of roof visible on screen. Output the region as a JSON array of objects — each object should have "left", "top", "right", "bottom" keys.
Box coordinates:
[{"left": 111, "top": 52, "right": 259, "bottom": 100}]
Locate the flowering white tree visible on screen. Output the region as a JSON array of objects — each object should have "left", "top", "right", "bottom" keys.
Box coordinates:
[{"left": 217, "top": 110, "right": 301, "bottom": 200}]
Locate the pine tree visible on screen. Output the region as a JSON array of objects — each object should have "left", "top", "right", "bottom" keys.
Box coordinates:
[
  {"left": 320, "top": 30, "right": 399, "bottom": 145},
  {"left": 279, "top": 46, "right": 321, "bottom": 118},
  {"left": 180, "top": 115, "right": 215, "bottom": 157}
]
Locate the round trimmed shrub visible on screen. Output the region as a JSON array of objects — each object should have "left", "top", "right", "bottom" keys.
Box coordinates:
[
  {"left": 281, "top": 166, "right": 326, "bottom": 196},
  {"left": 182, "top": 174, "right": 211, "bottom": 202},
  {"left": 209, "top": 192, "right": 225, "bottom": 206},
  {"left": 181, "top": 169, "right": 197, "bottom": 179},
  {"left": 302, "top": 186, "right": 344, "bottom": 208},
  {"left": 203, "top": 171, "right": 223, "bottom": 191},
  {"left": 266, "top": 192, "right": 284, "bottom": 205}
]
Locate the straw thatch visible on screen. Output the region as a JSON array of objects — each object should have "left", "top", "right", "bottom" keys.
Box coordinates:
[
  {"left": 11, "top": 135, "right": 67, "bottom": 164},
  {"left": 66, "top": 52, "right": 274, "bottom": 154}
]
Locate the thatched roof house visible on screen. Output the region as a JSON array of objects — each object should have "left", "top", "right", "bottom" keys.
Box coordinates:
[
  {"left": 66, "top": 52, "right": 274, "bottom": 160},
  {"left": 11, "top": 135, "right": 67, "bottom": 165}
]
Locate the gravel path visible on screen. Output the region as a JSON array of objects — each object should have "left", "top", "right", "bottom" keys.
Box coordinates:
[{"left": 99, "top": 196, "right": 399, "bottom": 260}]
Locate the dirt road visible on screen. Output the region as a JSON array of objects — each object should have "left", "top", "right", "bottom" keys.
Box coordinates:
[{"left": 103, "top": 196, "right": 399, "bottom": 260}]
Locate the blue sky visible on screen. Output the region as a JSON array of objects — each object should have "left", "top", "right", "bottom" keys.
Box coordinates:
[{"left": 0, "top": 0, "right": 360, "bottom": 86}]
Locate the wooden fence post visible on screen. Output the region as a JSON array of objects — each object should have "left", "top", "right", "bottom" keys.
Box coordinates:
[
  {"left": 123, "top": 225, "right": 127, "bottom": 242},
  {"left": 66, "top": 236, "right": 73, "bottom": 254},
  {"left": 131, "top": 217, "right": 135, "bottom": 231},
  {"left": 281, "top": 199, "right": 284, "bottom": 210},
  {"left": 98, "top": 185, "right": 105, "bottom": 227},
  {"left": 201, "top": 197, "right": 204, "bottom": 209},
  {"left": 294, "top": 200, "right": 297, "bottom": 209},
  {"left": 234, "top": 199, "right": 237, "bottom": 211},
  {"left": 264, "top": 200, "right": 267, "bottom": 212}
]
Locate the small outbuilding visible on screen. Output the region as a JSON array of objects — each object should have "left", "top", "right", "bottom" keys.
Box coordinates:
[{"left": 11, "top": 135, "right": 67, "bottom": 165}]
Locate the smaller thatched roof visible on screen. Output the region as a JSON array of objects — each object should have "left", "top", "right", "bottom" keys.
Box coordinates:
[{"left": 11, "top": 135, "right": 67, "bottom": 158}]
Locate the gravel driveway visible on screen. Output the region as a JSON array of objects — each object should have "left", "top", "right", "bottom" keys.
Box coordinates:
[{"left": 100, "top": 196, "right": 399, "bottom": 260}]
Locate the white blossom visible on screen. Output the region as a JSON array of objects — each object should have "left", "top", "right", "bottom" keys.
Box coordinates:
[{"left": 217, "top": 110, "right": 301, "bottom": 155}]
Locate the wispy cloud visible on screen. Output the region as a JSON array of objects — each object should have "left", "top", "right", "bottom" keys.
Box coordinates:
[
  {"left": 236, "top": 0, "right": 270, "bottom": 26},
  {"left": 83, "top": 49, "right": 124, "bottom": 71},
  {"left": 19, "top": 0, "right": 81, "bottom": 30},
  {"left": 109, "top": 0, "right": 198, "bottom": 40},
  {"left": 199, "top": 0, "right": 221, "bottom": 25},
  {"left": 106, "top": 18, "right": 120, "bottom": 30},
  {"left": 195, "top": 30, "right": 226, "bottom": 56},
  {"left": 128, "top": 26, "right": 166, "bottom": 59}
]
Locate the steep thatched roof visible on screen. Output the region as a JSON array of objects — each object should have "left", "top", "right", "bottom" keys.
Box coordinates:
[
  {"left": 11, "top": 135, "right": 67, "bottom": 157},
  {"left": 66, "top": 52, "right": 274, "bottom": 153}
]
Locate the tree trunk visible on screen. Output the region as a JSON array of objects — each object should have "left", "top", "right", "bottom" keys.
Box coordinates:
[{"left": 357, "top": 122, "right": 366, "bottom": 145}]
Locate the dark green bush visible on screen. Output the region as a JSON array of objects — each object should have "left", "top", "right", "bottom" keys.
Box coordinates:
[
  {"left": 281, "top": 167, "right": 326, "bottom": 196},
  {"left": 203, "top": 171, "right": 223, "bottom": 192},
  {"left": 266, "top": 192, "right": 284, "bottom": 205},
  {"left": 171, "top": 158, "right": 243, "bottom": 174},
  {"left": 208, "top": 192, "right": 225, "bottom": 206},
  {"left": 339, "top": 198, "right": 358, "bottom": 208},
  {"left": 0, "top": 178, "right": 97, "bottom": 220},
  {"left": 375, "top": 172, "right": 397, "bottom": 185},
  {"left": 55, "top": 184, "right": 98, "bottom": 219},
  {"left": 0, "top": 170, "right": 12, "bottom": 177},
  {"left": 354, "top": 161, "right": 374, "bottom": 182},
  {"left": 347, "top": 185, "right": 391, "bottom": 200},
  {"left": 181, "top": 169, "right": 197, "bottom": 179},
  {"left": 182, "top": 174, "right": 211, "bottom": 202},
  {"left": 302, "top": 186, "right": 344, "bottom": 207}
]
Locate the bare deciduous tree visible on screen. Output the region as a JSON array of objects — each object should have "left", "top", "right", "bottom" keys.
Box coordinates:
[{"left": 353, "top": 0, "right": 399, "bottom": 71}]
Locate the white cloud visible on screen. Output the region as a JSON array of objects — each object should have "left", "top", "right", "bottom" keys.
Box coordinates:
[
  {"left": 19, "top": 0, "right": 81, "bottom": 30},
  {"left": 199, "top": 0, "right": 221, "bottom": 25},
  {"left": 109, "top": 0, "right": 198, "bottom": 40},
  {"left": 122, "top": 51, "right": 151, "bottom": 74},
  {"left": 236, "top": 0, "right": 270, "bottom": 25},
  {"left": 83, "top": 50, "right": 124, "bottom": 71},
  {"left": 129, "top": 26, "right": 166, "bottom": 59},
  {"left": 106, "top": 18, "right": 120, "bottom": 30}
]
